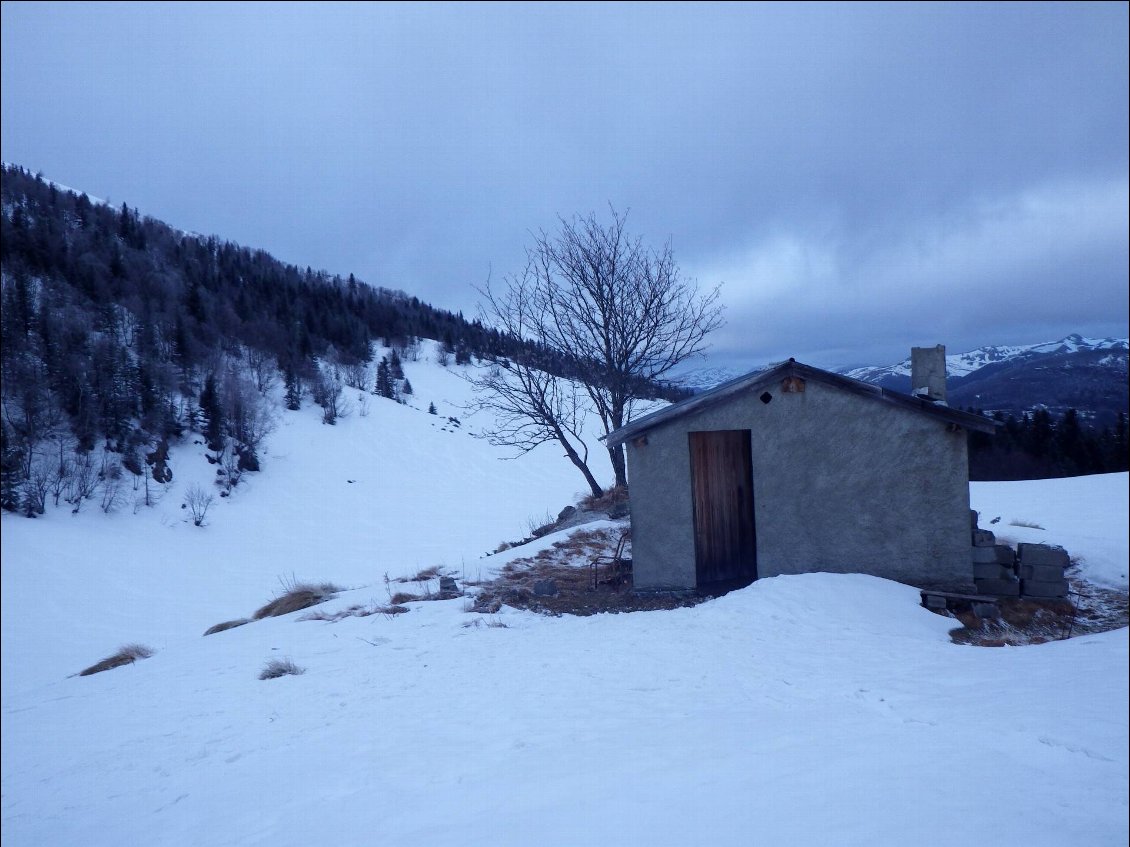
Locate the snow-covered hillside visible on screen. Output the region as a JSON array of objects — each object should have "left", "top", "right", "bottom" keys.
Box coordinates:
[{"left": 2, "top": 347, "right": 1127, "bottom": 846}]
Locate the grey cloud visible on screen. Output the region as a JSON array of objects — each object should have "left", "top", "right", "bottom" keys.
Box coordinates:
[{"left": 2, "top": 1, "right": 1125, "bottom": 369}]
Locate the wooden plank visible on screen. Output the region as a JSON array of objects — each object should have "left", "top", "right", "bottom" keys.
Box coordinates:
[{"left": 921, "top": 590, "right": 1001, "bottom": 603}]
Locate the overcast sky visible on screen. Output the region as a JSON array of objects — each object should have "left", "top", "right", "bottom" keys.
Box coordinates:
[{"left": 2, "top": 1, "right": 1127, "bottom": 370}]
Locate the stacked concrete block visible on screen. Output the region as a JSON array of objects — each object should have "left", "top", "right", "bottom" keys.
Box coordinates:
[
  {"left": 971, "top": 516, "right": 1021, "bottom": 596},
  {"left": 973, "top": 544, "right": 1017, "bottom": 581},
  {"left": 1017, "top": 543, "right": 1070, "bottom": 598}
]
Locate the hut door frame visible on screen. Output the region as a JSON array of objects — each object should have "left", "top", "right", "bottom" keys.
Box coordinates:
[{"left": 688, "top": 429, "right": 758, "bottom": 591}]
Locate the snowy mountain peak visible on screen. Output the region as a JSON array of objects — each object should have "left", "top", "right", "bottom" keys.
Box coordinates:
[{"left": 843, "top": 335, "right": 1130, "bottom": 383}]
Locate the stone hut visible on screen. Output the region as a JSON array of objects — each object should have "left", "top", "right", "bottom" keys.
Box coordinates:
[{"left": 605, "top": 346, "right": 996, "bottom": 593}]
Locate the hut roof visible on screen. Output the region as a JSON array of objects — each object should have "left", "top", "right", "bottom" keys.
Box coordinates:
[{"left": 605, "top": 359, "right": 998, "bottom": 447}]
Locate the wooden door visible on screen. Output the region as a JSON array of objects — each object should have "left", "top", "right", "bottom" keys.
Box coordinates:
[{"left": 689, "top": 430, "right": 757, "bottom": 590}]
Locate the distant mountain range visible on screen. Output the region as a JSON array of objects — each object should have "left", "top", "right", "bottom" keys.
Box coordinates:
[
  {"left": 846, "top": 335, "right": 1128, "bottom": 426},
  {"left": 678, "top": 335, "right": 1129, "bottom": 427},
  {"left": 842, "top": 334, "right": 1127, "bottom": 381}
]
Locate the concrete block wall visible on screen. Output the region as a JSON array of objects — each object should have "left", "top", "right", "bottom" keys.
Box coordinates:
[
  {"left": 968, "top": 512, "right": 1071, "bottom": 599},
  {"left": 971, "top": 511, "right": 1020, "bottom": 596},
  {"left": 1016, "top": 543, "right": 1070, "bottom": 598}
]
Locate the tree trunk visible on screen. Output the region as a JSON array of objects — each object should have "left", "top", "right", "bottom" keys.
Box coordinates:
[
  {"left": 560, "top": 437, "right": 603, "bottom": 498},
  {"left": 608, "top": 442, "right": 627, "bottom": 489}
]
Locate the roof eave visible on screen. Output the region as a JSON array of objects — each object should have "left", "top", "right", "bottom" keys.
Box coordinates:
[{"left": 605, "top": 359, "right": 997, "bottom": 445}]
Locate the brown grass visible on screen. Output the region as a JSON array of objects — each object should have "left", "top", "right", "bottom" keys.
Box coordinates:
[
  {"left": 474, "top": 526, "right": 703, "bottom": 617},
  {"left": 203, "top": 618, "right": 250, "bottom": 636},
  {"left": 396, "top": 566, "right": 443, "bottom": 583},
  {"left": 946, "top": 595, "right": 1085, "bottom": 646},
  {"left": 259, "top": 658, "right": 305, "bottom": 680},
  {"left": 253, "top": 581, "right": 341, "bottom": 619},
  {"left": 300, "top": 604, "right": 410, "bottom": 622},
  {"left": 579, "top": 486, "right": 629, "bottom": 513},
  {"left": 462, "top": 617, "right": 509, "bottom": 629},
  {"left": 79, "top": 643, "right": 155, "bottom": 676}
]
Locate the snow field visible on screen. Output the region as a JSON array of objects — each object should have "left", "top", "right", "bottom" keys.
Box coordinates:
[{"left": 1, "top": 343, "right": 1126, "bottom": 846}]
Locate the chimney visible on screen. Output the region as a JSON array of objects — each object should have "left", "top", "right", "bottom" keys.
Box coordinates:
[{"left": 910, "top": 344, "right": 947, "bottom": 403}]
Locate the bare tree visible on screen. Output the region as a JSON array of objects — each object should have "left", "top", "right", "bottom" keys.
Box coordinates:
[
  {"left": 184, "top": 483, "right": 214, "bottom": 527},
  {"left": 467, "top": 275, "right": 604, "bottom": 497},
  {"left": 98, "top": 454, "right": 124, "bottom": 514},
  {"left": 311, "top": 365, "right": 349, "bottom": 425},
  {"left": 244, "top": 346, "right": 277, "bottom": 394},
  {"left": 341, "top": 360, "right": 370, "bottom": 391},
  {"left": 47, "top": 440, "right": 75, "bottom": 507},
  {"left": 67, "top": 451, "right": 99, "bottom": 512},
  {"left": 221, "top": 369, "right": 277, "bottom": 467},
  {"left": 479, "top": 208, "right": 723, "bottom": 488},
  {"left": 23, "top": 459, "right": 51, "bottom": 516}
]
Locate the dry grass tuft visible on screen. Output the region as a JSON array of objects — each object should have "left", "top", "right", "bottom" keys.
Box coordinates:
[
  {"left": 579, "top": 485, "right": 629, "bottom": 513},
  {"left": 462, "top": 616, "right": 509, "bottom": 629},
  {"left": 203, "top": 618, "right": 250, "bottom": 636},
  {"left": 397, "top": 566, "right": 443, "bottom": 583},
  {"left": 300, "top": 603, "right": 410, "bottom": 622},
  {"left": 79, "top": 643, "right": 155, "bottom": 676},
  {"left": 259, "top": 658, "right": 305, "bottom": 680},
  {"left": 1008, "top": 519, "right": 1046, "bottom": 530},
  {"left": 253, "top": 581, "right": 341, "bottom": 619}
]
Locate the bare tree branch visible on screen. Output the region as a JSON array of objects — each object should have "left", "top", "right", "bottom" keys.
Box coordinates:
[
  {"left": 484, "top": 207, "right": 724, "bottom": 488},
  {"left": 466, "top": 274, "right": 605, "bottom": 498}
]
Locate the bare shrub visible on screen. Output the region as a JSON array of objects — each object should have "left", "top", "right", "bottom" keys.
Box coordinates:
[
  {"left": 259, "top": 658, "right": 305, "bottom": 680},
  {"left": 22, "top": 460, "right": 51, "bottom": 516},
  {"left": 48, "top": 441, "right": 75, "bottom": 507},
  {"left": 67, "top": 451, "right": 99, "bottom": 512},
  {"left": 203, "top": 618, "right": 251, "bottom": 636},
  {"left": 217, "top": 443, "right": 242, "bottom": 493},
  {"left": 99, "top": 454, "right": 124, "bottom": 513},
  {"left": 341, "top": 361, "right": 370, "bottom": 391},
  {"left": 184, "top": 483, "right": 214, "bottom": 526},
  {"left": 79, "top": 643, "right": 155, "bottom": 676},
  {"left": 253, "top": 579, "right": 341, "bottom": 619}
]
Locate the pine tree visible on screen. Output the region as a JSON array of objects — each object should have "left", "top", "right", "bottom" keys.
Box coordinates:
[
  {"left": 284, "top": 367, "right": 302, "bottom": 411},
  {"left": 0, "top": 421, "right": 24, "bottom": 513},
  {"left": 199, "top": 374, "right": 225, "bottom": 451},
  {"left": 375, "top": 357, "right": 396, "bottom": 399},
  {"left": 428, "top": 402, "right": 437, "bottom": 415},
  {"left": 388, "top": 348, "right": 404, "bottom": 379}
]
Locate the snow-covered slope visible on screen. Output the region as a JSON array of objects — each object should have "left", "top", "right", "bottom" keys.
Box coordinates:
[
  {"left": 844, "top": 333, "right": 1129, "bottom": 382},
  {"left": 0, "top": 343, "right": 614, "bottom": 695},
  {"left": 2, "top": 346, "right": 1127, "bottom": 846}
]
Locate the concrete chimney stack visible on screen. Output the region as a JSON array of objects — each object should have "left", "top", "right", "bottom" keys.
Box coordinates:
[{"left": 911, "top": 345, "right": 947, "bottom": 403}]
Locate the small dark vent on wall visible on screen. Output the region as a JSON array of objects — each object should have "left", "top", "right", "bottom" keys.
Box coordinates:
[{"left": 760, "top": 392, "right": 773, "bottom": 404}]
